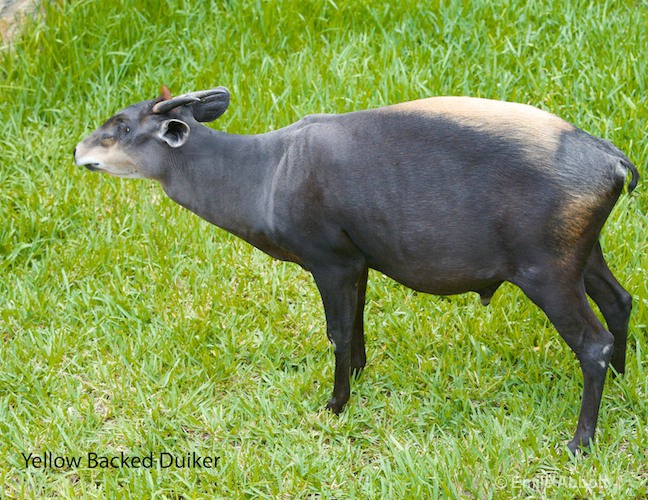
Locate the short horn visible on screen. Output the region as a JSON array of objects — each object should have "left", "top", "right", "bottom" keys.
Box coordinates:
[
  {"left": 152, "top": 87, "right": 229, "bottom": 114},
  {"left": 160, "top": 85, "right": 172, "bottom": 101}
]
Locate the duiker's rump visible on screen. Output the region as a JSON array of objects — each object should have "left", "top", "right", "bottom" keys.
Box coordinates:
[{"left": 75, "top": 87, "right": 638, "bottom": 453}]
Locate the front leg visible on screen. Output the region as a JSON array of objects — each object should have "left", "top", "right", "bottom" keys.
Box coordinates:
[
  {"left": 350, "top": 265, "right": 369, "bottom": 378},
  {"left": 311, "top": 259, "right": 366, "bottom": 414}
]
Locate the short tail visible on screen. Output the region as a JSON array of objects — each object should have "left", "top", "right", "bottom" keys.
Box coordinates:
[
  {"left": 597, "top": 138, "right": 639, "bottom": 193},
  {"left": 620, "top": 158, "right": 639, "bottom": 193}
]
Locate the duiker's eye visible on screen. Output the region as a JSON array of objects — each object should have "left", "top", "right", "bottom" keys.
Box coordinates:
[{"left": 118, "top": 121, "right": 130, "bottom": 135}]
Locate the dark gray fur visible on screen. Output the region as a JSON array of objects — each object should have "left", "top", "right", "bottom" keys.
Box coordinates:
[{"left": 74, "top": 88, "right": 639, "bottom": 454}]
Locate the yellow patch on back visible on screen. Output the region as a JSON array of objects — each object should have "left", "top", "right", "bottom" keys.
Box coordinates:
[
  {"left": 387, "top": 97, "right": 574, "bottom": 163},
  {"left": 390, "top": 97, "right": 572, "bottom": 132}
]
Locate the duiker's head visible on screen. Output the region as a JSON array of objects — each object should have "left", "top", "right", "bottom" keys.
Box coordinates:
[{"left": 74, "top": 86, "right": 229, "bottom": 179}]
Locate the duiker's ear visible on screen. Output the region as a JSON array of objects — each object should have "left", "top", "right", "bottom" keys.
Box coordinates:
[
  {"left": 158, "top": 119, "right": 190, "bottom": 148},
  {"left": 189, "top": 88, "right": 230, "bottom": 122}
]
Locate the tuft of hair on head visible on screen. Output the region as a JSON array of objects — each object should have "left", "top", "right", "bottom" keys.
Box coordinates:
[{"left": 160, "top": 85, "right": 172, "bottom": 101}]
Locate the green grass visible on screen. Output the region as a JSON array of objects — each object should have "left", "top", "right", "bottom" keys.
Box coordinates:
[{"left": 1, "top": 0, "right": 647, "bottom": 497}]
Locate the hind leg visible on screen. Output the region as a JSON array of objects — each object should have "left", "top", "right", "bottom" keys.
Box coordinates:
[
  {"left": 515, "top": 271, "right": 614, "bottom": 453},
  {"left": 584, "top": 242, "right": 632, "bottom": 375}
]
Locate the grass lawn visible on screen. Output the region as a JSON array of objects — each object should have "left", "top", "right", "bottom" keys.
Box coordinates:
[{"left": 1, "top": 0, "right": 647, "bottom": 497}]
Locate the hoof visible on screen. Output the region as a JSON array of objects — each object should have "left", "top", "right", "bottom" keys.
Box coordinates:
[
  {"left": 567, "top": 437, "right": 593, "bottom": 456},
  {"left": 350, "top": 365, "right": 364, "bottom": 380},
  {"left": 609, "top": 365, "right": 625, "bottom": 378},
  {"left": 325, "top": 397, "right": 347, "bottom": 414},
  {"left": 350, "top": 354, "right": 366, "bottom": 378}
]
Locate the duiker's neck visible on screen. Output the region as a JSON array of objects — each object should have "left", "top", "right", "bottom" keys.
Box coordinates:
[{"left": 159, "top": 126, "right": 279, "bottom": 243}]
